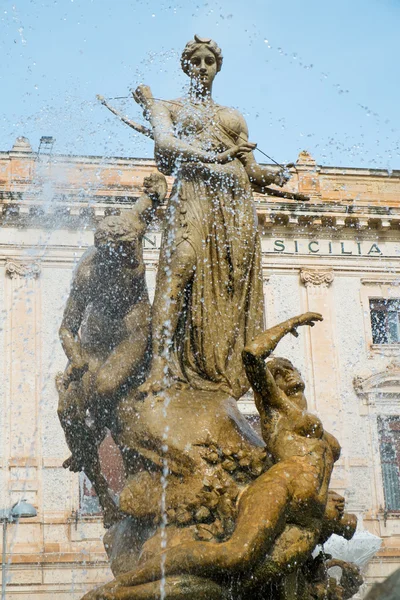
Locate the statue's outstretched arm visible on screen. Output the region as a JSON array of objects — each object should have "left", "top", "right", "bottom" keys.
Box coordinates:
[
  {"left": 133, "top": 86, "right": 213, "bottom": 166},
  {"left": 242, "top": 313, "right": 323, "bottom": 413},
  {"left": 241, "top": 347, "right": 277, "bottom": 401},
  {"left": 96, "top": 95, "right": 153, "bottom": 139},
  {"left": 232, "top": 111, "right": 310, "bottom": 200},
  {"left": 244, "top": 313, "right": 323, "bottom": 362},
  {"left": 230, "top": 111, "right": 287, "bottom": 188},
  {"left": 243, "top": 150, "right": 286, "bottom": 189}
]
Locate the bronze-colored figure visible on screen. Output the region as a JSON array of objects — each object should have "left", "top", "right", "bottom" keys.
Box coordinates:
[
  {"left": 57, "top": 173, "right": 167, "bottom": 526},
  {"left": 134, "top": 36, "right": 289, "bottom": 399},
  {"left": 302, "top": 553, "right": 362, "bottom": 600},
  {"left": 82, "top": 313, "right": 359, "bottom": 599},
  {"left": 62, "top": 36, "right": 363, "bottom": 600}
]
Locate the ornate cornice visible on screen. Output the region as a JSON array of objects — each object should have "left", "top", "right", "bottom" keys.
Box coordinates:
[
  {"left": 5, "top": 259, "right": 41, "bottom": 279},
  {"left": 0, "top": 195, "right": 399, "bottom": 233},
  {"left": 300, "top": 268, "right": 334, "bottom": 288}
]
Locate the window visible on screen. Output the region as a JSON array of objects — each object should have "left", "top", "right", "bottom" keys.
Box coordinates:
[
  {"left": 78, "top": 431, "right": 125, "bottom": 517},
  {"left": 377, "top": 416, "right": 400, "bottom": 511},
  {"left": 79, "top": 472, "right": 101, "bottom": 515},
  {"left": 370, "top": 299, "right": 400, "bottom": 344}
]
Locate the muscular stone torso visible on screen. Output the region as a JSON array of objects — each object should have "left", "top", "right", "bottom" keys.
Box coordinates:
[{"left": 78, "top": 250, "right": 149, "bottom": 354}]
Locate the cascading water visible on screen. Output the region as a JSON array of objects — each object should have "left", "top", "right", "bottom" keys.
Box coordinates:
[{"left": 2, "top": 5, "right": 400, "bottom": 600}]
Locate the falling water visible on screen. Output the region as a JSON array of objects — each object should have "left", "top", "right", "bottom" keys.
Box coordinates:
[{"left": 2, "top": 6, "right": 400, "bottom": 600}]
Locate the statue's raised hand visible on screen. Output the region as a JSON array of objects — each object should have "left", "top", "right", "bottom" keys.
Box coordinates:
[
  {"left": 288, "top": 312, "right": 323, "bottom": 337},
  {"left": 132, "top": 85, "right": 154, "bottom": 112},
  {"left": 273, "top": 167, "right": 292, "bottom": 187},
  {"left": 143, "top": 173, "right": 168, "bottom": 203}
]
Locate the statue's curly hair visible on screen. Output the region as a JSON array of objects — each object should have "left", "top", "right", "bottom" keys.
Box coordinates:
[
  {"left": 266, "top": 357, "right": 297, "bottom": 380},
  {"left": 181, "top": 34, "right": 223, "bottom": 76},
  {"left": 94, "top": 214, "right": 140, "bottom": 246}
]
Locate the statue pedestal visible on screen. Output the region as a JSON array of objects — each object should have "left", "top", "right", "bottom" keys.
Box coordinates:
[{"left": 107, "top": 386, "right": 267, "bottom": 575}]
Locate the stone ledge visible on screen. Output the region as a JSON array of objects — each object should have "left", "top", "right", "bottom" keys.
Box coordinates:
[{"left": 7, "top": 552, "right": 108, "bottom": 565}]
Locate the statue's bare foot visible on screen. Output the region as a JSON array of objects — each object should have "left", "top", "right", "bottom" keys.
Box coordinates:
[
  {"left": 138, "top": 357, "right": 169, "bottom": 395},
  {"left": 62, "top": 454, "right": 84, "bottom": 472}
]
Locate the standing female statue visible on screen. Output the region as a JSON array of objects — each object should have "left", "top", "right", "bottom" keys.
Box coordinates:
[{"left": 133, "top": 36, "right": 289, "bottom": 398}]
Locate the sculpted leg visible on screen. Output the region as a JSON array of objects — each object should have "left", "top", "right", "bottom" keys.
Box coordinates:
[
  {"left": 57, "top": 379, "right": 91, "bottom": 471},
  {"left": 57, "top": 376, "right": 120, "bottom": 528},
  {"left": 139, "top": 240, "right": 196, "bottom": 394},
  {"left": 82, "top": 446, "right": 122, "bottom": 528},
  {"left": 248, "top": 525, "right": 319, "bottom": 589}
]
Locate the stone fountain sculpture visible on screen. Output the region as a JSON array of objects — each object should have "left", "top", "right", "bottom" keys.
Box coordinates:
[{"left": 58, "top": 36, "right": 363, "bottom": 600}]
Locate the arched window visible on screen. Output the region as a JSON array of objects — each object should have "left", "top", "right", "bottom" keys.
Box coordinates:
[{"left": 354, "top": 367, "right": 400, "bottom": 514}]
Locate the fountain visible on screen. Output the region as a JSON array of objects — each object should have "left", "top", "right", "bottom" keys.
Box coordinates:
[{"left": 56, "top": 36, "right": 365, "bottom": 600}]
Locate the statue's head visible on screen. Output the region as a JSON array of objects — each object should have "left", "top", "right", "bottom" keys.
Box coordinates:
[
  {"left": 267, "top": 357, "right": 306, "bottom": 401},
  {"left": 94, "top": 172, "right": 167, "bottom": 258},
  {"left": 142, "top": 172, "right": 168, "bottom": 204},
  {"left": 94, "top": 214, "right": 142, "bottom": 259},
  {"left": 181, "top": 35, "right": 223, "bottom": 88}
]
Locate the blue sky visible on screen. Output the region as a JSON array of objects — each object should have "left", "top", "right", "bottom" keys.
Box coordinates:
[{"left": 1, "top": 0, "right": 399, "bottom": 168}]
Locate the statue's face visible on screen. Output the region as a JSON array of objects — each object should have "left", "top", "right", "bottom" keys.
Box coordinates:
[
  {"left": 274, "top": 365, "right": 305, "bottom": 398},
  {"left": 95, "top": 216, "right": 141, "bottom": 265},
  {"left": 187, "top": 46, "right": 218, "bottom": 88},
  {"left": 143, "top": 173, "right": 167, "bottom": 203},
  {"left": 97, "top": 238, "right": 128, "bottom": 257},
  {"left": 326, "top": 491, "right": 345, "bottom": 521}
]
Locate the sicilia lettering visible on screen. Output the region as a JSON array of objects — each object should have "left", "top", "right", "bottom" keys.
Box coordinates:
[{"left": 270, "top": 240, "right": 383, "bottom": 256}]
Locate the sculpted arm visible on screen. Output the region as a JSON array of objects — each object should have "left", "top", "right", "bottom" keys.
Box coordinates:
[
  {"left": 242, "top": 312, "right": 323, "bottom": 412},
  {"left": 133, "top": 86, "right": 213, "bottom": 167},
  {"left": 59, "top": 255, "right": 92, "bottom": 377},
  {"left": 93, "top": 302, "right": 150, "bottom": 399},
  {"left": 242, "top": 323, "right": 294, "bottom": 414},
  {"left": 133, "top": 173, "right": 168, "bottom": 227},
  {"left": 235, "top": 112, "right": 288, "bottom": 190},
  {"left": 241, "top": 348, "right": 280, "bottom": 407}
]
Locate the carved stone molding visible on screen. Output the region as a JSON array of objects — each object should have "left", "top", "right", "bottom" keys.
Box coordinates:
[
  {"left": 5, "top": 259, "right": 41, "bottom": 279},
  {"left": 296, "top": 150, "right": 317, "bottom": 168},
  {"left": 300, "top": 268, "right": 334, "bottom": 288},
  {"left": 361, "top": 277, "right": 398, "bottom": 286},
  {"left": 353, "top": 366, "right": 400, "bottom": 415}
]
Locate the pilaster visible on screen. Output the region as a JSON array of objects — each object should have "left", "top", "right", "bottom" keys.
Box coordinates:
[
  {"left": 300, "top": 268, "right": 341, "bottom": 439},
  {"left": 4, "top": 259, "right": 42, "bottom": 513}
]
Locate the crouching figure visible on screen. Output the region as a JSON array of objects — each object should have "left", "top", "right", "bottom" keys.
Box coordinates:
[{"left": 57, "top": 172, "right": 167, "bottom": 527}]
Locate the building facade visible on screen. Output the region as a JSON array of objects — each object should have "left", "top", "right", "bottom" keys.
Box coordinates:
[{"left": 0, "top": 137, "right": 399, "bottom": 598}]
